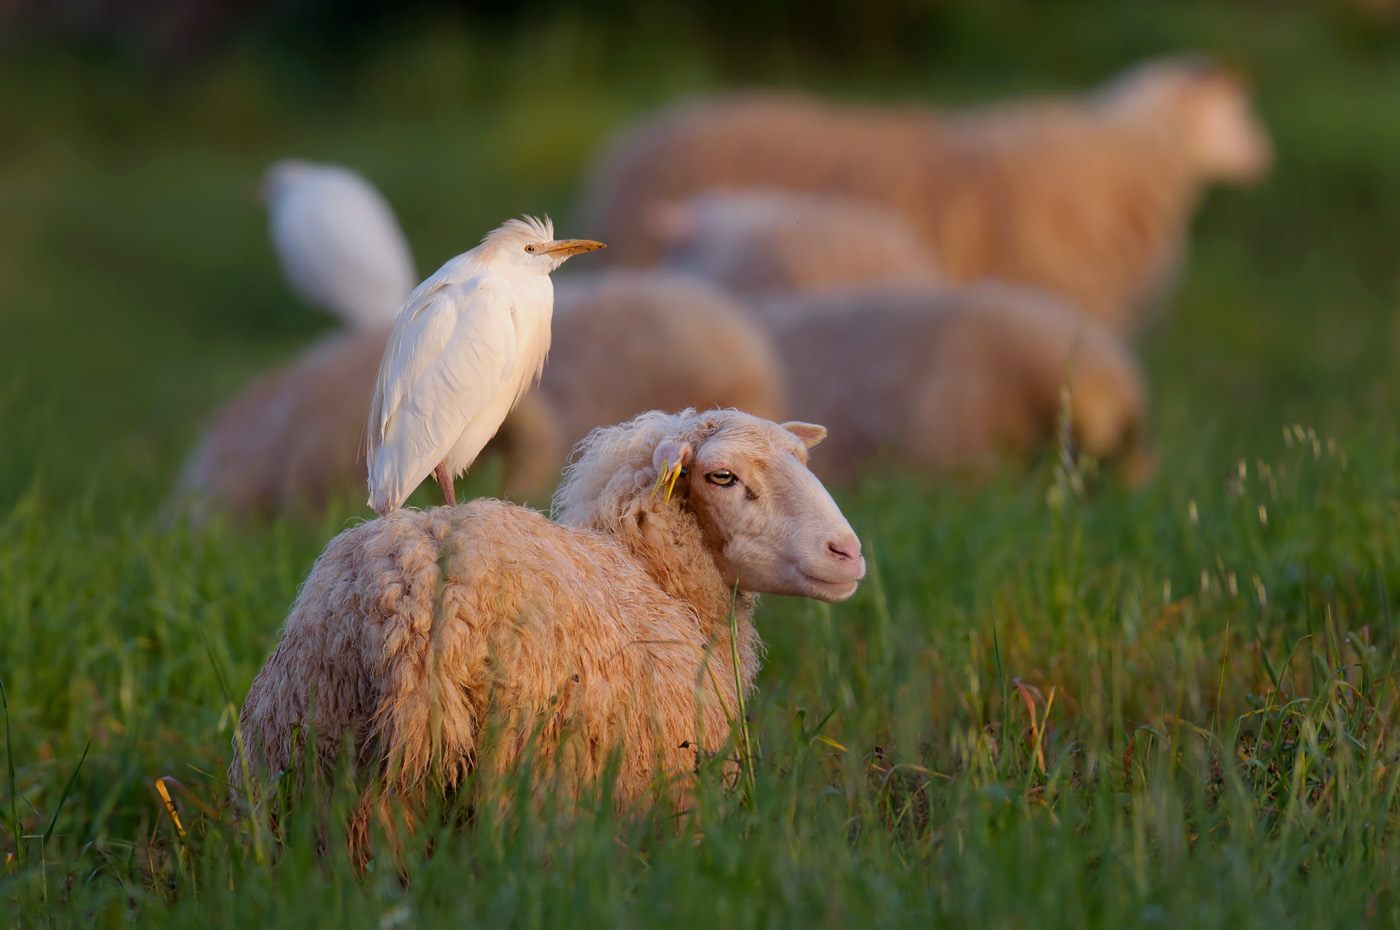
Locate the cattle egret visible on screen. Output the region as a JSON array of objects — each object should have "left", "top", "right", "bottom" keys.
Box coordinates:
[
  {"left": 366, "top": 216, "right": 605, "bottom": 514},
  {"left": 261, "top": 159, "right": 417, "bottom": 329}
]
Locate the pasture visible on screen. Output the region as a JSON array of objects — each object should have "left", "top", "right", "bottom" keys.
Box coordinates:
[{"left": 3, "top": 2, "right": 1400, "bottom": 925}]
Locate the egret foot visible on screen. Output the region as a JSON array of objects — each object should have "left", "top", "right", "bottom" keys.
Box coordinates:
[{"left": 434, "top": 463, "right": 457, "bottom": 506}]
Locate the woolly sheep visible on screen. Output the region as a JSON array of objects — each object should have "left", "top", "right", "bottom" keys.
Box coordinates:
[
  {"left": 171, "top": 328, "right": 563, "bottom": 522},
  {"left": 577, "top": 56, "right": 1272, "bottom": 332},
  {"left": 527, "top": 270, "right": 786, "bottom": 454},
  {"left": 754, "top": 284, "right": 1153, "bottom": 484},
  {"left": 650, "top": 190, "right": 942, "bottom": 295},
  {"left": 174, "top": 271, "right": 783, "bottom": 521},
  {"left": 230, "top": 409, "right": 865, "bottom": 854}
]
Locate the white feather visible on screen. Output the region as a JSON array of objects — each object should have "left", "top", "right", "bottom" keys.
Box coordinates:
[
  {"left": 365, "top": 215, "right": 602, "bottom": 514},
  {"left": 264, "top": 160, "right": 417, "bottom": 329}
]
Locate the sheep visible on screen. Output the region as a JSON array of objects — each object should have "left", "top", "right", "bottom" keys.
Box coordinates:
[
  {"left": 649, "top": 190, "right": 942, "bottom": 295},
  {"left": 171, "top": 327, "right": 563, "bottom": 523},
  {"left": 173, "top": 271, "right": 783, "bottom": 522},
  {"left": 230, "top": 409, "right": 865, "bottom": 854},
  {"left": 752, "top": 284, "right": 1153, "bottom": 484},
  {"left": 576, "top": 56, "right": 1272, "bottom": 333},
  {"left": 532, "top": 270, "right": 786, "bottom": 450}
]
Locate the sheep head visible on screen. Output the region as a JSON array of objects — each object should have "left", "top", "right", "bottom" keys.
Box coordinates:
[
  {"left": 651, "top": 414, "right": 865, "bottom": 603},
  {"left": 1101, "top": 56, "right": 1273, "bottom": 185}
]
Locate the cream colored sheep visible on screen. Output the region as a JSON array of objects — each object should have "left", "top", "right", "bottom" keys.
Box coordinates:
[
  {"left": 577, "top": 56, "right": 1272, "bottom": 332},
  {"left": 231, "top": 409, "right": 864, "bottom": 855},
  {"left": 171, "top": 328, "right": 564, "bottom": 522},
  {"left": 650, "top": 190, "right": 942, "bottom": 295},
  {"left": 754, "top": 284, "right": 1153, "bottom": 484},
  {"left": 175, "top": 271, "right": 783, "bottom": 521},
  {"left": 529, "top": 270, "right": 785, "bottom": 452}
]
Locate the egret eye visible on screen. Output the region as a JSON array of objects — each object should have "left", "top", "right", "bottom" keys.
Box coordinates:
[
  {"left": 525, "top": 244, "right": 537, "bottom": 253},
  {"left": 706, "top": 470, "right": 736, "bottom": 487}
]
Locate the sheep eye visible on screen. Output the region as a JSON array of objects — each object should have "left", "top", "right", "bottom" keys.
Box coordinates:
[
  {"left": 706, "top": 470, "right": 736, "bottom": 487},
  {"left": 525, "top": 244, "right": 537, "bottom": 253}
]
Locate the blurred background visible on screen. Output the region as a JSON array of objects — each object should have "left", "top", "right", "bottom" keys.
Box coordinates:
[{"left": 2, "top": 0, "right": 1399, "bottom": 516}]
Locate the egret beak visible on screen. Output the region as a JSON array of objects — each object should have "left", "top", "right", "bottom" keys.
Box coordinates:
[
  {"left": 247, "top": 179, "right": 268, "bottom": 204},
  {"left": 537, "top": 239, "right": 606, "bottom": 257}
]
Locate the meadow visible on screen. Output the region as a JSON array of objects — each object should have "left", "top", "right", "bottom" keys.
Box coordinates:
[{"left": 3, "top": 2, "right": 1400, "bottom": 925}]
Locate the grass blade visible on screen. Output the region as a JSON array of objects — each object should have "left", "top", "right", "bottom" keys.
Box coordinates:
[
  {"left": 0, "top": 675, "right": 20, "bottom": 865},
  {"left": 41, "top": 739, "right": 91, "bottom": 849}
]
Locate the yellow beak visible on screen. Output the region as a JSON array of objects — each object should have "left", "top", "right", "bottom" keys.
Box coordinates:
[{"left": 538, "top": 239, "right": 606, "bottom": 257}]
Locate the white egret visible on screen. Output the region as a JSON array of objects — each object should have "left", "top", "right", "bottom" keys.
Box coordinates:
[
  {"left": 366, "top": 215, "right": 605, "bottom": 514},
  {"left": 261, "top": 159, "right": 417, "bottom": 329}
]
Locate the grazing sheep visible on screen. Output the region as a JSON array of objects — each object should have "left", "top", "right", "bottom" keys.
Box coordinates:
[
  {"left": 231, "top": 409, "right": 864, "bottom": 853},
  {"left": 174, "top": 271, "right": 783, "bottom": 521},
  {"left": 650, "top": 190, "right": 942, "bottom": 295},
  {"left": 172, "top": 327, "right": 565, "bottom": 522},
  {"left": 754, "top": 284, "right": 1152, "bottom": 484},
  {"left": 577, "top": 56, "right": 1272, "bottom": 332},
  {"left": 530, "top": 270, "right": 786, "bottom": 451},
  {"left": 261, "top": 160, "right": 417, "bottom": 330}
]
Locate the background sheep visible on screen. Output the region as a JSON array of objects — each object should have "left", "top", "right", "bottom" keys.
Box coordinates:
[
  {"left": 526, "top": 270, "right": 786, "bottom": 459},
  {"left": 174, "top": 271, "right": 783, "bottom": 521},
  {"left": 755, "top": 285, "right": 1153, "bottom": 484},
  {"left": 650, "top": 190, "right": 943, "bottom": 295},
  {"left": 577, "top": 56, "right": 1272, "bottom": 333},
  {"left": 231, "top": 409, "right": 864, "bottom": 854},
  {"left": 171, "top": 326, "right": 564, "bottom": 523}
]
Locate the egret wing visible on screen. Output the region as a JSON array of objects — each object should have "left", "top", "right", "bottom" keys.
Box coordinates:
[{"left": 366, "top": 275, "right": 519, "bottom": 511}]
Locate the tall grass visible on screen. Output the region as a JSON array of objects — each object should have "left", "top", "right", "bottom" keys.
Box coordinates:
[{"left": 3, "top": 1, "right": 1400, "bottom": 925}]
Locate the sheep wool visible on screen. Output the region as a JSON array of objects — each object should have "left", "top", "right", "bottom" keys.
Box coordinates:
[
  {"left": 578, "top": 56, "right": 1272, "bottom": 333},
  {"left": 171, "top": 328, "right": 563, "bottom": 522},
  {"left": 231, "top": 409, "right": 864, "bottom": 857},
  {"left": 651, "top": 190, "right": 943, "bottom": 295},
  {"left": 755, "top": 284, "right": 1152, "bottom": 483},
  {"left": 173, "top": 271, "right": 783, "bottom": 523}
]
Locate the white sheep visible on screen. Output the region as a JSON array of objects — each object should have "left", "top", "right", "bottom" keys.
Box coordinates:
[
  {"left": 527, "top": 270, "right": 786, "bottom": 461},
  {"left": 230, "top": 409, "right": 864, "bottom": 856},
  {"left": 649, "top": 190, "right": 942, "bottom": 295},
  {"left": 754, "top": 284, "right": 1153, "bottom": 484},
  {"left": 577, "top": 56, "right": 1272, "bottom": 333}
]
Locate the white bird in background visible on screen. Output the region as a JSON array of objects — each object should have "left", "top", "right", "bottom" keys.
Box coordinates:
[
  {"left": 261, "top": 159, "right": 417, "bottom": 329},
  {"left": 366, "top": 216, "right": 605, "bottom": 514}
]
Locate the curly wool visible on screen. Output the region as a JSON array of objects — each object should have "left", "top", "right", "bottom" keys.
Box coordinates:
[{"left": 231, "top": 410, "right": 767, "bottom": 848}]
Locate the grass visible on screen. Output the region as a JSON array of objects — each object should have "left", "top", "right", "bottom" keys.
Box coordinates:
[{"left": 3, "top": 1, "right": 1400, "bottom": 925}]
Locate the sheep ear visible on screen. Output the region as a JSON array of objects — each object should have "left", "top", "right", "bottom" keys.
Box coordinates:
[
  {"left": 644, "top": 201, "right": 695, "bottom": 245},
  {"left": 652, "top": 439, "right": 694, "bottom": 473},
  {"left": 783, "top": 421, "right": 827, "bottom": 450}
]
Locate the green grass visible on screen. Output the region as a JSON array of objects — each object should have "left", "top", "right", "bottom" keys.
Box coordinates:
[{"left": 4, "top": 1, "right": 1400, "bottom": 925}]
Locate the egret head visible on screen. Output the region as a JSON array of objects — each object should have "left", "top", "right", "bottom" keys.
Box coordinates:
[{"left": 479, "top": 215, "right": 606, "bottom": 274}]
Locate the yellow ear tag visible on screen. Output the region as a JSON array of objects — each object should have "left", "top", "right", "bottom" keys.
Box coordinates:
[
  {"left": 648, "top": 458, "right": 671, "bottom": 502},
  {"left": 648, "top": 458, "right": 686, "bottom": 504},
  {"left": 662, "top": 460, "right": 684, "bottom": 504}
]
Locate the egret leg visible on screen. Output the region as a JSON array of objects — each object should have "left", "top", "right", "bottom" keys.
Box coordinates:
[{"left": 434, "top": 463, "right": 457, "bottom": 507}]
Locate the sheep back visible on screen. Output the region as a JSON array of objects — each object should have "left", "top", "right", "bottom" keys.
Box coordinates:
[
  {"left": 232, "top": 499, "right": 759, "bottom": 814},
  {"left": 763, "top": 285, "right": 1148, "bottom": 482}
]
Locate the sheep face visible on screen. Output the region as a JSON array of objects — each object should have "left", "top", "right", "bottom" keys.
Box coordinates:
[
  {"left": 655, "top": 418, "right": 865, "bottom": 602},
  {"left": 1181, "top": 71, "right": 1272, "bottom": 183}
]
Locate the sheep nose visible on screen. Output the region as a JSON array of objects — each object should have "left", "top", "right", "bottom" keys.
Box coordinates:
[{"left": 827, "top": 536, "right": 861, "bottom": 563}]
